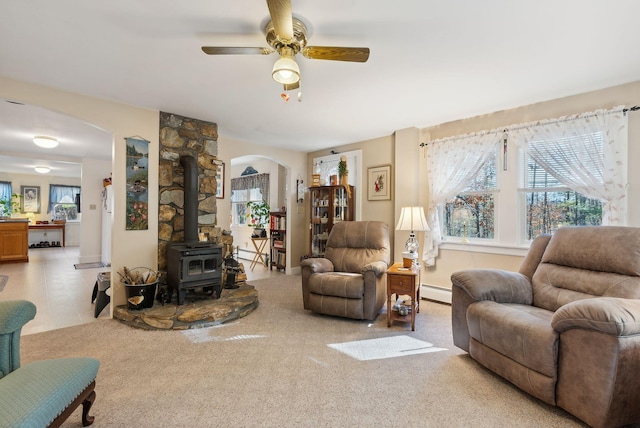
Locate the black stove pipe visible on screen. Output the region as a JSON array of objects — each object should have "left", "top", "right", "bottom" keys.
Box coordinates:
[{"left": 180, "top": 155, "right": 199, "bottom": 247}]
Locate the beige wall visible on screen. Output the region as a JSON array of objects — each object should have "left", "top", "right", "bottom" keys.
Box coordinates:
[
  {"left": 0, "top": 172, "right": 80, "bottom": 223},
  {"left": 79, "top": 158, "right": 112, "bottom": 263},
  {"left": 2, "top": 77, "right": 309, "bottom": 309},
  {"left": 0, "top": 172, "right": 84, "bottom": 249},
  {"left": 312, "top": 80, "right": 640, "bottom": 292},
  {"left": 217, "top": 136, "right": 307, "bottom": 273},
  {"left": 1, "top": 76, "right": 159, "bottom": 308},
  {"left": 420, "top": 80, "right": 640, "bottom": 289},
  {"left": 394, "top": 127, "right": 421, "bottom": 263},
  {"left": 228, "top": 157, "right": 284, "bottom": 261},
  {"left": 5, "top": 75, "right": 640, "bottom": 302},
  {"left": 307, "top": 135, "right": 397, "bottom": 257}
]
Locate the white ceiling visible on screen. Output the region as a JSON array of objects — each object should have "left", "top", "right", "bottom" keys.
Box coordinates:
[
  {"left": 2, "top": 0, "right": 640, "bottom": 178},
  {"left": 0, "top": 101, "right": 111, "bottom": 177}
]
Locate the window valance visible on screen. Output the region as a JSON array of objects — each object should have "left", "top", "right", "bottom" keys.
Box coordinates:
[{"left": 231, "top": 173, "right": 270, "bottom": 203}]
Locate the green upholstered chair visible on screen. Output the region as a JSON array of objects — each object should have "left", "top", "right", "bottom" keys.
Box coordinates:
[
  {"left": 0, "top": 299, "right": 36, "bottom": 378},
  {"left": 0, "top": 300, "right": 100, "bottom": 427}
]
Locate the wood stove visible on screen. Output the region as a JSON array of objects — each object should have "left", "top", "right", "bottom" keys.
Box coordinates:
[
  {"left": 166, "top": 155, "right": 223, "bottom": 305},
  {"left": 167, "top": 243, "right": 222, "bottom": 305}
]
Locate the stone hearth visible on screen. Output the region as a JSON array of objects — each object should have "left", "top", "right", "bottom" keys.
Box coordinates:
[{"left": 113, "top": 284, "right": 258, "bottom": 330}]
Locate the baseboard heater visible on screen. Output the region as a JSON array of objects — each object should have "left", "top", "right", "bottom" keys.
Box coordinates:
[
  {"left": 237, "top": 249, "right": 255, "bottom": 261},
  {"left": 420, "top": 284, "right": 452, "bottom": 304},
  {"left": 237, "top": 249, "right": 267, "bottom": 262}
]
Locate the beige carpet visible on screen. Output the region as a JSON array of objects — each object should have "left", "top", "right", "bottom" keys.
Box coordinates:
[{"left": 20, "top": 275, "right": 586, "bottom": 428}]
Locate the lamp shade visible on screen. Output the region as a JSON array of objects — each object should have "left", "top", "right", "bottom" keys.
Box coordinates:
[
  {"left": 395, "top": 206, "right": 429, "bottom": 232},
  {"left": 33, "top": 136, "right": 58, "bottom": 148},
  {"left": 58, "top": 195, "right": 74, "bottom": 203},
  {"left": 272, "top": 51, "right": 300, "bottom": 85}
]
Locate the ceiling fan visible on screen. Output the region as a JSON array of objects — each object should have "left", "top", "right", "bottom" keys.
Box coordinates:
[{"left": 201, "top": 0, "right": 370, "bottom": 92}]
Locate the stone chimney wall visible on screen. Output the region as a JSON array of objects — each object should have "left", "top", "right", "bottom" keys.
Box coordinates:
[{"left": 158, "top": 111, "right": 220, "bottom": 270}]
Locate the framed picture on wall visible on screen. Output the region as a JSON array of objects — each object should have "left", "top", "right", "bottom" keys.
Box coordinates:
[
  {"left": 216, "top": 161, "right": 225, "bottom": 199},
  {"left": 367, "top": 165, "right": 392, "bottom": 201},
  {"left": 21, "top": 185, "right": 40, "bottom": 213},
  {"left": 125, "top": 137, "right": 149, "bottom": 230}
]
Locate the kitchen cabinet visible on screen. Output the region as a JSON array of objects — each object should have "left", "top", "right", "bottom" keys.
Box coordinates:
[{"left": 0, "top": 219, "right": 29, "bottom": 263}]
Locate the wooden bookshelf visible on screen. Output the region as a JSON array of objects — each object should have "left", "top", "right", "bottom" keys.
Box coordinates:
[{"left": 269, "top": 211, "right": 286, "bottom": 271}]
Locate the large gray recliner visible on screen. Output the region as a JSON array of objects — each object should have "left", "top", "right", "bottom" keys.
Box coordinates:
[
  {"left": 451, "top": 226, "right": 640, "bottom": 428},
  {"left": 301, "top": 221, "right": 390, "bottom": 320}
]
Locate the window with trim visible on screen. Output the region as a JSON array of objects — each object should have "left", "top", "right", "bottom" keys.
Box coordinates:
[
  {"left": 519, "top": 139, "right": 602, "bottom": 240},
  {"left": 48, "top": 184, "right": 81, "bottom": 213},
  {"left": 428, "top": 107, "right": 626, "bottom": 263},
  {"left": 230, "top": 172, "right": 269, "bottom": 226},
  {"left": 231, "top": 188, "right": 264, "bottom": 225},
  {"left": 443, "top": 150, "right": 497, "bottom": 240},
  {"left": 442, "top": 142, "right": 605, "bottom": 243},
  {"left": 440, "top": 126, "right": 616, "bottom": 243}
]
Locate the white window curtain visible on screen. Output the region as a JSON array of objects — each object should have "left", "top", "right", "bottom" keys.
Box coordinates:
[
  {"left": 48, "top": 184, "right": 81, "bottom": 213},
  {"left": 508, "top": 106, "right": 628, "bottom": 225},
  {"left": 422, "top": 132, "right": 500, "bottom": 266}
]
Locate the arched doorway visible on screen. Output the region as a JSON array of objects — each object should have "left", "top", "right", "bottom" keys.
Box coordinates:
[
  {"left": 226, "top": 155, "right": 289, "bottom": 272},
  {"left": 0, "top": 100, "right": 113, "bottom": 261}
]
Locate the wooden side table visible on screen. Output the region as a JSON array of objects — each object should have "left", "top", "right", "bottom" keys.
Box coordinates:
[
  {"left": 28, "top": 223, "right": 66, "bottom": 247},
  {"left": 249, "top": 237, "right": 269, "bottom": 270},
  {"left": 386, "top": 262, "right": 420, "bottom": 331}
]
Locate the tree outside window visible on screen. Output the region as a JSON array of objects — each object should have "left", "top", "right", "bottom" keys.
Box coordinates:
[
  {"left": 444, "top": 150, "right": 497, "bottom": 240},
  {"left": 522, "top": 156, "right": 601, "bottom": 240}
]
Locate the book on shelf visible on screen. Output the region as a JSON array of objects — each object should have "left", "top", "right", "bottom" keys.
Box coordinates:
[{"left": 270, "top": 214, "right": 286, "bottom": 230}]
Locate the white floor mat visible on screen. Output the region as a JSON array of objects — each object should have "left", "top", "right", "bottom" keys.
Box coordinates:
[{"left": 328, "top": 335, "right": 447, "bottom": 361}]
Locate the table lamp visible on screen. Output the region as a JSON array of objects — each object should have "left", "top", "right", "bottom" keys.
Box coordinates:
[{"left": 396, "top": 206, "right": 429, "bottom": 268}]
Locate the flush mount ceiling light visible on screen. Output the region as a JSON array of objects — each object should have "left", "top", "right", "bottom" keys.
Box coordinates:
[
  {"left": 272, "top": 47, "right": 300, "bottom": 85},
  {"left": 33, "top": 136, "right": 58, "bottom": 148},
  {"left": 34, "top": 166, "right": 50, "bottom": 174}
]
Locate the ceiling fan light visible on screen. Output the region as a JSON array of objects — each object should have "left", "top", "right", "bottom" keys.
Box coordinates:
[
  {"left": 33, "top": 136, "right": 58, "bottom": 148},
  {"left": 34, "top": 166, "right": 50, "bottom": 174},
  {"left": 272, "top": 56, "right": 300, "bottom": 85}
]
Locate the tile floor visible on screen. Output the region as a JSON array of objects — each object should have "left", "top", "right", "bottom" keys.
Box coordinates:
[{"left": 0, "top": 247, "right": 283, "bottom": 335}]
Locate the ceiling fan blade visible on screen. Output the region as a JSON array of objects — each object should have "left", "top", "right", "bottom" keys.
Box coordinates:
[
  {"left": 266, "top": 0, "right": 293, "bottom": 40},
  {"left": 302, "top": 46, "right": 370, "bottom": 62},
  {"left": 201, "top": 47, "right": 272, "bottom": 55}
]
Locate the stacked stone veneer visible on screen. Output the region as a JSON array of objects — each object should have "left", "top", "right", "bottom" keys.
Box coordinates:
[{"left": 158, "top": 112, "right": 221, "bottom": 271}]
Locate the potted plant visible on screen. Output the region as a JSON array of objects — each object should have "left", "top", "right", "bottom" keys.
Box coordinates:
[
  {"left": 0, "top": 193, "right": 22, "bottom": 218},
  {"left": 246, "top": 200, "right": 270, "bottom": 236},
  {"left": 338, "top": 155, "right": 348, "bottom": 181},
  {"left": 338, "top": 156, "right": 351, "bottom": 197}
]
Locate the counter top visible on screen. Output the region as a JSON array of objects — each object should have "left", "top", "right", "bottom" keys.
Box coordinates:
[{"left": 0, "top": 218, "right": 29, "bottom": 223}]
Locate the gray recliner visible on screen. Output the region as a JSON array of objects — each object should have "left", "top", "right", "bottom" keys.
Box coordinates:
[
  {"left": 301, "top": 221, "right": 390, "bottom": 320},
  {"left": 451, "top": 226, "right": 640, "bottom": 428}
]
